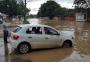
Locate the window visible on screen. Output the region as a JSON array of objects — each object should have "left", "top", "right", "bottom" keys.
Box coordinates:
[
  {"left": 44, "top": 27, "right": 59, "bottom": 35},
  {"left": 35, "top": 27, "right": 42, "bottom": 34},
  {"left": 26, "top": 27, "right": 42, "bottom": 34}
]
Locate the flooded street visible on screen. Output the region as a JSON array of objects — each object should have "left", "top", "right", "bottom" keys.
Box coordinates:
[
  {"left": 0, "top": 0, "right": 90, "bottom": 62},
  {"left": 75, "top": 22, "right": 90, "bottom": 55},
  {"left": 11, "top": 48, "right": 73, "bottom": 62},
  {"left": 27, "top": 18, "right": 75, "bottom": 31},
  {"left": 2, "top": 18, "right": 90, "bottom": 62},
  {"left": 9, "top": 18, "right": 75, "bottom": 62}
]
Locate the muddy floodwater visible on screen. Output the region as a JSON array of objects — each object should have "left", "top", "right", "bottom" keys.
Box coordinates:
[
  {"left": 11, "top": 48, "right": 73, "bottom": 62},
  {"left": 75, "top": 22, "right": 90, "bottom": 55},
  {"left": 9, "top": 18, "right": 90, "bottom": 62},
  {"left": 27, "top": 18, "right": 75, "bottom": 31}
]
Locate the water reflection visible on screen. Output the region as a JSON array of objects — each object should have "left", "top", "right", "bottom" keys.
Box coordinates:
[
  {"left": 60, "top": 51, "right": 90, "bottom": 62},
  {"left": 75, "top": 22, "right": 90, "bottom": 55}
]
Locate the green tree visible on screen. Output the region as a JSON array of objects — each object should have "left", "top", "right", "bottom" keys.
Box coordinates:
[
  {"left": 37, "top": 0, "right": 61, "bottom": 19},
  {"left": 0, "top": 0, "right": 30, "bottom": 18},
  {"left": 74, "top": 0, "right": 90, "bottom": 8},
  {"left": 16, "top": 1, "right": 29, "bottom": 17},
  {"left": 37, "top": 0, "right": 76, "bottom": 19},
  {"left": 74, "top": 0, "right": 90, "bottom": 14}
]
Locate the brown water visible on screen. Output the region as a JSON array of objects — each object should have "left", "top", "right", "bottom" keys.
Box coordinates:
[
  {"left": 75, "top": 22, "right": 90, "bottom": 55},
  {"left": 9, "top": 18, "right": 90, "bottom": 62},
  {"left": 11, "top": 48, "right": 73, "bottom": 62},
  {"left": 27, "top": 18, "right": 75, "bottom": 30}
]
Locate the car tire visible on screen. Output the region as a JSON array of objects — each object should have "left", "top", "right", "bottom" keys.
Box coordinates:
[
  {"left": 62, "top": 40, "right": 72, "bottom": 48},
  {"left": 17, "top": 42, "right": 31, "bottom": 54}
]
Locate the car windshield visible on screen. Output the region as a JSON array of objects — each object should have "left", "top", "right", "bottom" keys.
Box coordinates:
[{"left": 13, "top": 26, "right": 22, "bottom": 33}]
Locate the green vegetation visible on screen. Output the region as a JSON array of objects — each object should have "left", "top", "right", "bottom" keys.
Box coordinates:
[
  {"left": 74, "top": 0, "right": 86, "bottom": 5},
  {"left": 74, "top": 0, "right": 90, "bottom": 8},
  {"left": 23, "top": 20, "right": 30, "bottom": 24},
  {"left": 37, "top": 0, "right": 75, "bottom": 19},
  {"left": 0, "top": 0, "right": 30, "bottom": 19},
  {"left": 37, "top": 0, "right": 60, "bottom": 19},
  {"left": 74, "top": 0, "right": 90, "bottom": 16}
]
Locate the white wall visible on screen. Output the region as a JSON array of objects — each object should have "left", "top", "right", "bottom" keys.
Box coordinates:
[{"left": 76, "top": 13, "right": 85, "bottom": 21}]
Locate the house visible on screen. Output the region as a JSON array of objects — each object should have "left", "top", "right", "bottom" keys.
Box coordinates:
[
  {"left": 64, "top": 14, "right": 75, "bottom": 21},
  {"left": 75, "top": 13, "right": 87, "bottom": 21}
]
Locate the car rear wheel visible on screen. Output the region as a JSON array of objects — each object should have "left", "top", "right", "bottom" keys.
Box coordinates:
[
  {"left": 17, "top": 42, "right": 31, "bottom": 54},
  {"left": 62, "top": 40, "right": 72, "bottom": 48}
]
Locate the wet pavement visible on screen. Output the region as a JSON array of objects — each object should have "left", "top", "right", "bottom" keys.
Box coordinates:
[{"left": 0, "top": 18, "right": 90, "bottom": 62}]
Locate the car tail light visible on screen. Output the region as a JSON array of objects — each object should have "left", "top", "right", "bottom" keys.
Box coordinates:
[{"left": 12, "top": 34, "right": 19, "bottom": 40}]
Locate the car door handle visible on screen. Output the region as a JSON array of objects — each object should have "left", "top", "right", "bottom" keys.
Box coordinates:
[
  {"left": 45, "top": 37, "right": 49, "bottom": 39},
  {"left": 28, "top": 37, "right": 32, "bottom": 38}
]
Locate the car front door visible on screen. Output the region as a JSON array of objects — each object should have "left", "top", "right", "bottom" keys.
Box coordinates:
[{"left": 43, "top": 27, "right": 60, "bottom": 48}]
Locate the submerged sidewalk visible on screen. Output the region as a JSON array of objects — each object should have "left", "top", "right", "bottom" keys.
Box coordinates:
[{"left": 0, "top": 38, "right": 11, "bottom": 62}]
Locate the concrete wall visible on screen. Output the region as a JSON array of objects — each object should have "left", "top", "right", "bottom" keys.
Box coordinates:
[{"left": 75, "top": 13, "right": 85, "bottom": 21}]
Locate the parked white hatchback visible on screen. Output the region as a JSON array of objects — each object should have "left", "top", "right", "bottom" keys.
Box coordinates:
[{"left": 9, "top": 24, "right": 74, "bottom": 54}]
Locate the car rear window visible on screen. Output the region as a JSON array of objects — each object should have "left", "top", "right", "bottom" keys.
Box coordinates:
[{"left": 13, "top": 26, "right": 22, "bottom": 33}]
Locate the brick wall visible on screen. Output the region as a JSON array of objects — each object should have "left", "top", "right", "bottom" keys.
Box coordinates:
[{"left": 64, "top": 15, "right": 75, "bottom": 21}]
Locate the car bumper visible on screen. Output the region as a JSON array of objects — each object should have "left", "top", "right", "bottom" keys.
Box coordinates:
[{"left": 9, "top": 40, "right": 19, "bottom": 52}]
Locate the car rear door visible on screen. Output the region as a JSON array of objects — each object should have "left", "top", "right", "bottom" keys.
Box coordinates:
[{"left": 26, "top": 26, "right": 45, "bottom": 49}]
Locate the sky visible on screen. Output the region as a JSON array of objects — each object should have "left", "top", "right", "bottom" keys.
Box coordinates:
[{"left": 27, "top": 0, "right": 74, "bottom": 15}]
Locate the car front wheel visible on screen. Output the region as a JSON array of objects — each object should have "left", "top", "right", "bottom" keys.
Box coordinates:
[{"left": 62, "top": 40, "right": 72, "bottom": 48}]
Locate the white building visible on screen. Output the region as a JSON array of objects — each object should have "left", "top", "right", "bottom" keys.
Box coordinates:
[{"left": 76, "top": 13, "right": 87, "bottom": 21}]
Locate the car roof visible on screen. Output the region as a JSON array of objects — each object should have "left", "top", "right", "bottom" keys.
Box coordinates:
[
  {"left": 18, "top": 24, "right": 49, "bottom": 28},
  {"left": 17, "top": 24, "right": 58, "bottom": 32}
]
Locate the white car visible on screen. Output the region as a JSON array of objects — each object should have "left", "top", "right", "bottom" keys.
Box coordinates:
[{"left": 9, "top": 24, "right": 74, "bottom": 54}]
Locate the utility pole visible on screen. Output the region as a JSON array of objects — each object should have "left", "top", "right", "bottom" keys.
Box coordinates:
[
  {"left": 24, "top": 0, "right": 27, "bottom": 21},
  {"left": 0, "top": 17, "right": 10, "bottom": 62}
]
